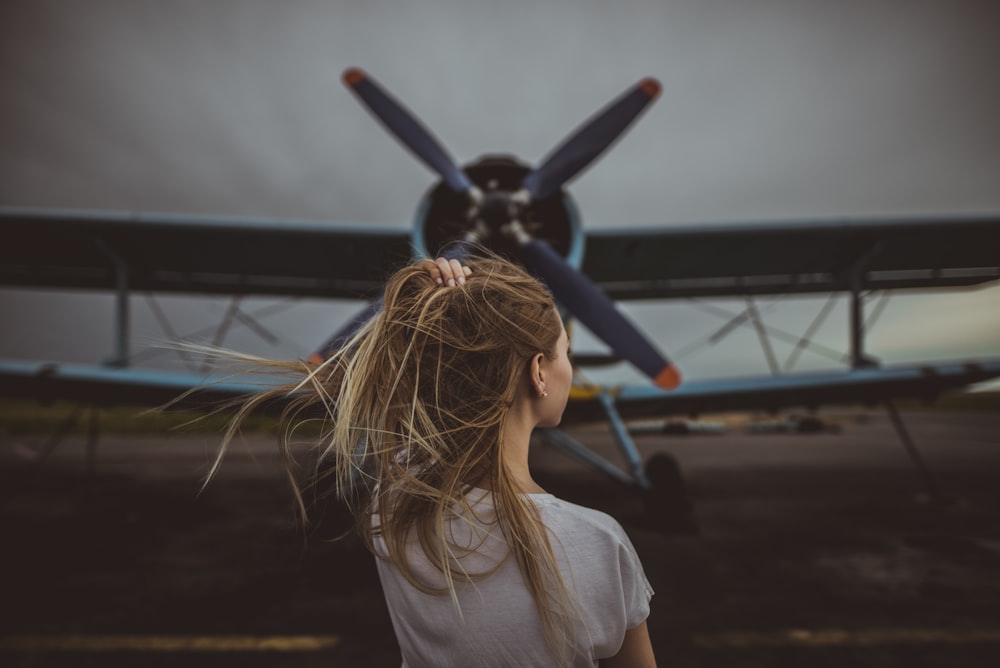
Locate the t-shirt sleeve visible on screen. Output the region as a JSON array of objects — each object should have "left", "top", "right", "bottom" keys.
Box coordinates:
[
  {"left": 616, "top": 528, "right": 654, "bottom": 629},
  {"left": 541, "top": 499, "right": 656, "bottom": 657}
]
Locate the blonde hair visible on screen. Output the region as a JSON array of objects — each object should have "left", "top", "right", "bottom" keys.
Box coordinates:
[{"left": 213, "top": 255, "right": 580, "bottom": 660}]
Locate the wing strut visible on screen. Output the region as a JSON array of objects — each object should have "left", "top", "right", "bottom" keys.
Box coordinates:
[
  {"left": 745, "top": 296, "right": 780, "bottom": 376},
  {"left": 95, "top": 239, "right": 129, "bottom": 368},
  {"left": 18, "top": 403, "right": 102, "bottom": 476},
  {"left": 783, "top": 293, "right": 838, "bottom": 372},
  {"left": 847, "top": 243, "right": 884, "bottom": 369}
]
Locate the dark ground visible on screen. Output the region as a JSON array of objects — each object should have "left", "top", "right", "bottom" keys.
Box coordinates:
[{"left": 1, "top": 410, "right": 999, "bottom": 667}]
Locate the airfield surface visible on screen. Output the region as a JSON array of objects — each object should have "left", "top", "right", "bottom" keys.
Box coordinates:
[{"left": 1, "top": 410, "right": 998, "bottom": 667}]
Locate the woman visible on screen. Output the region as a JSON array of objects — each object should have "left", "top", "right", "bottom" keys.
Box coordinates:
[{"left": 216, "top": 255, "right": 656, "bottom": 667}]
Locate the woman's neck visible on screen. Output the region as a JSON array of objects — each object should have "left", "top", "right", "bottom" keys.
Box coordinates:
[{"left": 501, "top": 407, "right": 546, "bottom": 494}]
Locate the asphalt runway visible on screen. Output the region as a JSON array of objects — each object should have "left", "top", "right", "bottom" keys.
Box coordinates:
[{"left": 1, "top": 410, "right": 998, "bottom": 667}]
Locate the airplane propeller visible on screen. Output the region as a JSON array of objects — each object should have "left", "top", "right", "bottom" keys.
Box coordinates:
[
  {"left": 520, "top": 78, "right": 661, "bottom": 202},
  {"left": 342, "top": 68, "right": 477, "bottom": 198},
  {"left": 319, "top": 68, "right": 680, "bottom": 390}
]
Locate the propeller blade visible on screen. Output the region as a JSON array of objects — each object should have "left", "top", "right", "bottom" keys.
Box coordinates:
[
  {"left": 519, "top": 238, "right": 680, "bottom": 390},
  {"left": 342, "top": 68, "right": 473, "bottom": 194},
  {"left": 521, "top": 78, "right": 661, "bottom": 201}
]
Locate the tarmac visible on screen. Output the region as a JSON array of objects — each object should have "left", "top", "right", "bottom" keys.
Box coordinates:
[{"left": 1, "top": 409, "right": 999, "bottom": 667}]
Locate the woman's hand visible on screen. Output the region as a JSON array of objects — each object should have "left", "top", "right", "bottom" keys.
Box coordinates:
[{"left": 419, "top": 257, "right": 472, "bottom": 287}]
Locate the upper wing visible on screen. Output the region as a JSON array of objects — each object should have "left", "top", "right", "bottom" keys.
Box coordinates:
[
  {"left": 0, "top": 207, "right": 412, "bottom": 299},
  {"left": 583, "top": 215, "right": 1000, "bottom": 299},
  {"left": 563, "top": 359, "right": 1000, "bottom": 422},
  {"left": 7, "top": 208, "right": 999, "bottom": 301}
]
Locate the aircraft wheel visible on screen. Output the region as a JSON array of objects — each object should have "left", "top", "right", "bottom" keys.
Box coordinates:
[{"left": 641, "top": 452, "right": 698, "bottom": 535}]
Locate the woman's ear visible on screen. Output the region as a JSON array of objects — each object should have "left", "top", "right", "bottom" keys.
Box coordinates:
[{"left": 529, "top": 353, "right": 546, "bottom": 397}]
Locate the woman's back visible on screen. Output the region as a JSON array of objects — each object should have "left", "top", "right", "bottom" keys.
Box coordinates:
[{"left": 375, "top": 487, "right": 652, "bottom": 667}]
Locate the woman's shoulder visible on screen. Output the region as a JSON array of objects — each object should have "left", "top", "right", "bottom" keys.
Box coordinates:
[
  {"left": 534, "top": 494, "right": 653, "bottom": 614},
  {"left": 531, "top": 494, "right": 633, "bottom": 546}
]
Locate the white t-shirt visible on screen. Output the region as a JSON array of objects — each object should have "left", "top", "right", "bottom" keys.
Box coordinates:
[{"left": 374, "top": 489, "right": 653, "bottom": 667}]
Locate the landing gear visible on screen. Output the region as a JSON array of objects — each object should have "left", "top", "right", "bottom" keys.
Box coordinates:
[
  {"left": 542, "top": 391, "right": 698, "bottom": 535},
  {"left": 642, "top": 452, "right": 698, "bottom": 535}
]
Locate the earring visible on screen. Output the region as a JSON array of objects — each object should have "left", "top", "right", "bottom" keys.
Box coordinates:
[{"left": 541, "top": 391, "right": 549, "bottom": 398}]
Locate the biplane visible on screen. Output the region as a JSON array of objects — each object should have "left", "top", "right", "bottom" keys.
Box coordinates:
[{"left": 2, "top": 69, "right": 998, "bottom": 529}]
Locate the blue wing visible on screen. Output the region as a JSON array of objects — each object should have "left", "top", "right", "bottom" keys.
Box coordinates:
[
  {"left": 3, "top": 358, "right": 997, "bottom": 420},
  {"left": 0, "top": 359, "right": 280, "bottom": 407},
  {"left": 564, "top": 359, "right": 1000, "bottom": 422}
]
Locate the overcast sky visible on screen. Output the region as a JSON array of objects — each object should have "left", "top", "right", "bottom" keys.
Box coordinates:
[{"left": 1, "top": 0, "right": 998, "bottom": 386}]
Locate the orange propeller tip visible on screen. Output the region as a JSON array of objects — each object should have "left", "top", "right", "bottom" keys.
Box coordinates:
[
  {"left": 639, "top": 77, "right": 662, "bottom": 99},
  {"left": 654, "top": 364, "right": 681, "bottom": 390},
  {"left": 342, "top": 68, "right": 367, "bottom": 87}
]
